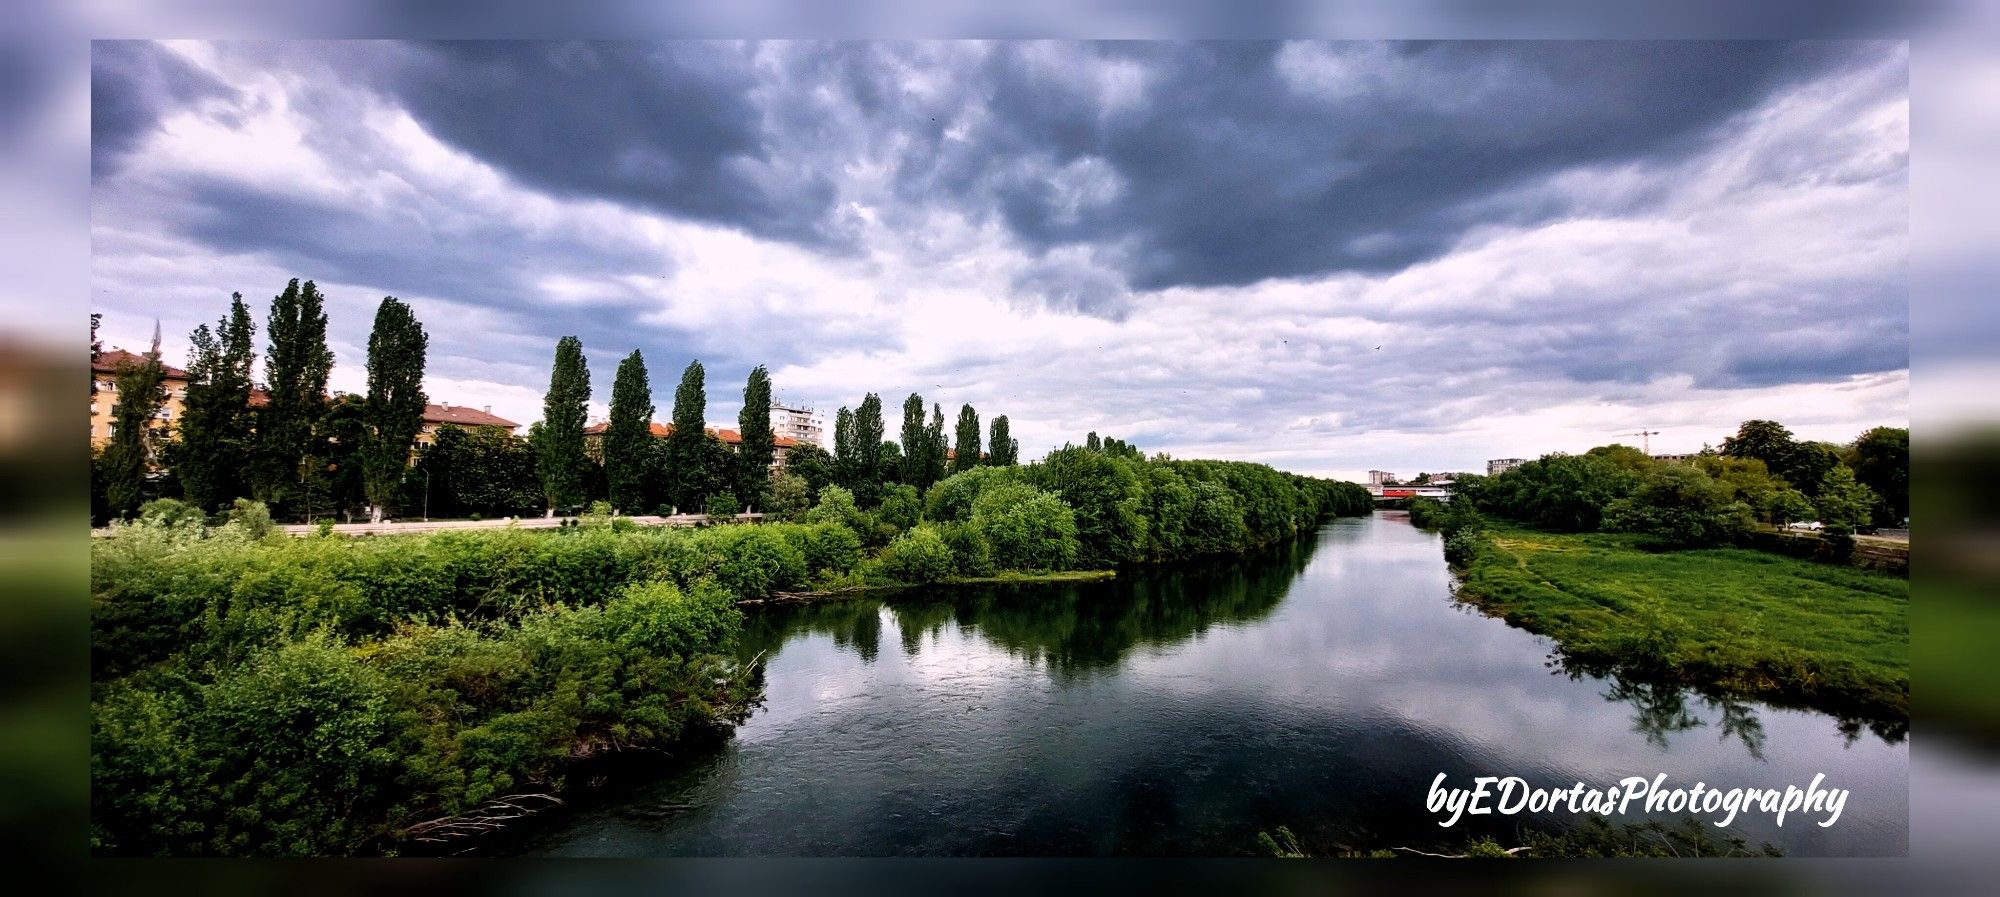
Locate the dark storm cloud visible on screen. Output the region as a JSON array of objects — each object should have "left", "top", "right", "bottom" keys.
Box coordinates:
[
  {"left": 892, "top": 41, "right": 1875, "bottom": 291},
  {"left": 91, "top": 41, "right": 237, "bottom": 180},
  {"left": 365, "top": 41, "right": 844, "bottom": 247}
]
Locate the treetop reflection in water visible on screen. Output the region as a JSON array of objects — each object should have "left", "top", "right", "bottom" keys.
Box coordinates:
[
  {"left": 741, "top": 536, "right": 1316, "bottom": 678},
  {"left": 525, "top": 516, "right": 1907, "bottom": 857}
]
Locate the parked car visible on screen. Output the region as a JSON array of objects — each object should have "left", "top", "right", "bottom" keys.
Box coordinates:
[{"left": 1784, "top": 520, "right": 1825, "bottom": 532}]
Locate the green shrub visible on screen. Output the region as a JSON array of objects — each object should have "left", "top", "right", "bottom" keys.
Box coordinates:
[
  {"left": 972, "top": 483, "right": 1079, "bottom": 572},
  {"left": 876, "top": 524, "right": 955, "bottom": 584},
  {"left": 700, "top": 526, "right": 808, "bottom": 598},
  {"left": 877, "top": 484, "right": 922, "bottom": 531},
  {"left": 767, "top": 473, "right": 810, "bottom": 521},
  {"left": 224, "top": 498, "right": 276, "bottom": 540},
  {"left": 783, "top": 522, "right": 863, "bottom": 580},
  {"left": 938, "top": 521, "right": 994, "bottom": 577},
  {"left": 705, "top": 492, "right": 741, "bottom": 521}
]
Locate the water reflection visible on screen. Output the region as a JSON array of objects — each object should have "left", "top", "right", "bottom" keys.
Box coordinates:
[{"left": 744, "top": 536, "right": 1317, "bottom": 680}]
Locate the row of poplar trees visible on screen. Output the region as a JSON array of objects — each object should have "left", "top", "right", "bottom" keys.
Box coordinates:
[
  {"left": 532, "top": 337, "right": 780, "bottom": 516},
  {"left": 826, "top": 393, "right": 1019, "bottom": 508},
  {"left": 95, "top": 279, "right": 429, "bottom": 523}
]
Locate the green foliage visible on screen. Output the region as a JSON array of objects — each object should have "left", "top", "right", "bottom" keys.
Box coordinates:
[
  {"left": 735, "top": 366, "right": 775, "bottom": 510},
  {"left": 253, "top": 279, "right": 333, "bottom": 508},
  {"left": 1471, "top": 451, "right": 1643, "bottom": 532},
  {"left": 972, "top": 483, "right": 1080, "bottom": 572},
  {"left": 705, "top": 492, "right": 741, "bottom": 521},
  {"left": 137, "top": 498, "right": 206, "bottom": 531},
  {"left": 804, "top": 485, "right": 871, "bottom": 534},
  {"left": 104, "top": 338, "right": 169, "bottom": 520},
  {"left": 1813, "top": 466, "right": 1879, "bottom": 536},
  {"left": 1257, "top": 825, "right": 1307, "bottom": 858},
  {"left": 417, "top": 425, "right": 542, "bottom": 520},
  {"left": 767, "top": 473, "right": 810, "bottom": 521},
  {"left": 783, "top": 443, "right": 836, "bottom": 503},
  {"left": 1765, "top": 488, "right": 1816, "bottom": 527},
  {"left": 177, "top": 293, "right": 257, "bottom": 511},
  {"left": 603, "top": 350, "right": 654, "bottom": 513},
  {"left": 924, "top": 465, "right": 1024, "bottom": 523},
  {"left": 665, "top": 359, "right": 710, "bottom": 510},
  {"left": 1602, "top": 464, "right": 1754, "bottom": 547},
  {"left": 1028, "top": 447, "right": 1146, "bottom": 568},
  {"left": 952, "top": 404, "right": 981, "bottom": 473},
  {"left": 784, "top": 522, "right": 863, "bottom": 580},
  {"left": 1847, "top": 426, "right": 1907, "bottom": 524},
  {"left": 876, "top": 484, "right": 922, "bottom": 531},
  {"left": 936, "top": 521, "right": 995, "bottom": 577},
  {"left": 534, "top": 336, "right": 592, "bottom": 514},
  {"left": 361, "top": 297, "right": 429, "bottom": 520},
  {"left": 876, "top": 524, "right": 955, "bottom": 584},
  {"left": 986, "top": 415, "right": 1018, "bottom": 467},
  {"left": 224, "top": 499, "right": 276, "bottom": 540},
  {"left": 850, "top": 394, "right": 885, "bottom": 507}
]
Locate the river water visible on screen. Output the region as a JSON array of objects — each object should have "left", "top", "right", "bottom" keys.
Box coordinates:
[{"left": 519, "top": 513, "right": 1907, "bottom": 856}]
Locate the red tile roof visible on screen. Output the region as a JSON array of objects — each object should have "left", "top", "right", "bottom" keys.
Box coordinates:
[
  {"left": 93, "top": 348, "right": 189, "bottom": 381},
  {"left": 581, "top": 421, "right": 795, "bottom": 447},
  {"left": 423, "top": 403, "right": 519, "bottom": 429}
]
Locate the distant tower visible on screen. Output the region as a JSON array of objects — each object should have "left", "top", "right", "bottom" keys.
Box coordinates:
[{"left": 1368, "top": 469, "right": 1395, "bottom": 486}]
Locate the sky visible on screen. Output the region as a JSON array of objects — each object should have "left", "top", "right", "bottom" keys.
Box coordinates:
[{"left": 88, "top": 40, "right": 1908, "bottom": 481}]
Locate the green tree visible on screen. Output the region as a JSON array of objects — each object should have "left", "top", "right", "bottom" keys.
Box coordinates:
[
  {"left": 176, "top": 293, "right": 256, "bottom": 510},
  {"left": 767, "top": 472, "right": 810, "bottom": 521},
  {"left": 666, "top": 360, "right": 709, "bottom": 511},
  {"left": 1030, "top": 447, "right": 1147, "bottom": 567},
  {"left": 1766, "top": 488, "right": 1816, "bottom": 528},
  {"left": 987, "top": 415, "right": 1018, "bottom": 466},
  {"left": 832, "top": 406, "right": 857, "bottom": 490},
  {"left": 952, "top": 403, "right": 982, "bottom": 473},
  {"left": 313, "top": 393, "right": 369, "bottom": 521},
  {"left": 1602, "top": 464, "right": 1753, "bottom": 547},
  {"left": 784, "top": 443, "right": 836, "bottom": 502},
  {"left": 852, "top": 394, "right": 885, "bottom": 506},
  {"left": 359, "top": 297, "right": 428, "bottom": 523},
  {"left": 924, "top": 403, "right": 949, "bottom": 488},
  {"left": 1813, "top": 466, "right": 1880, "bottom": 535},
  {"left": 252, "top": 279, "right": 333, "bottom": 508},
  {"left": 971, "top": 482, "right": 1079, "bottom": 571},
  {"left": 603, "top": 350, "right": 654, "bottom": 513},
  {"left": 103, "top": 328, "right": 169, "bottom": 520},
  {"left": 1720, "top": 420, "right": 1796, "bottom": 471},
  {"left": 1782, "top": 442, "right": 1843, "bottom": 499},
  {"left": 1846, "top": 426, "right": 1908, "bottom": 524},
  {"left": 899, "top": 393, "right": 928, "bottom": 486},
  {"left": 736, "top": 366, "right": 776, "bottom": 511},
  {"left": 533, "top": 336, "right": 591, "bottom": 515}
]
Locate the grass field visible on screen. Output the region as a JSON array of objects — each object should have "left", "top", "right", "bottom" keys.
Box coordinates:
[{"left": 1452, "top": 523, "right": 1908, "bottom": 722}]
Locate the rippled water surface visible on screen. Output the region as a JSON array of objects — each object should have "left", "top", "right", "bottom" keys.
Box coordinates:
[{"left": 520, "top": 514, "right": 1906, "bottom": 856}]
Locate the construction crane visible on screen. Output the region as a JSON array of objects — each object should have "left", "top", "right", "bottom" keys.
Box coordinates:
[{"left": 1618, "top": 429, "right": 1660, "bottom": 454}]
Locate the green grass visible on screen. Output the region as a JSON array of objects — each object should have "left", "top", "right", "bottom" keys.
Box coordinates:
[{"left": 1453, "top": 523, "right": 1907, "bottom": 721}]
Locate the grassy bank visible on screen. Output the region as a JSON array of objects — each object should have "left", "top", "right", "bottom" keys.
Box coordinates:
[{"left": 1450, "top": 523, "right": 1907, "bottom": 722}]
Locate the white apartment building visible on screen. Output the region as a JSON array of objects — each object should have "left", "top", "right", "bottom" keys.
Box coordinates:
[{"left": 770, "top": 401, "right": 823, "bottom": 448}]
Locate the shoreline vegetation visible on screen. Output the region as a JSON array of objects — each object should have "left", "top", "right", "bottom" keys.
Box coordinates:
[
  {"left": 92, "top": 445, "right": 1372, "bottom": 856},
  {"left": 1409, "top": 507, "right": 1907, "bottom": 728}
]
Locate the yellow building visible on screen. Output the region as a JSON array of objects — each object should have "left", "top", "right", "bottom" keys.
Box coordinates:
[{"left": 90, "top": 349, "right": 190, "bottom": 448}]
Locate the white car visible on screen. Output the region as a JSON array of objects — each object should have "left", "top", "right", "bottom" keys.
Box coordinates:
[{"left": 1784, "top": 520, "right": 1825, "bottom": 532}]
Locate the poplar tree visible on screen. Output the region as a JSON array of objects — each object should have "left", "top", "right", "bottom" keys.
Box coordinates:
[
  {"left": 853, "top": 393, "right": 885, "bottom": 506},
  {"left": 667, "top": 359, "right": 708, "bottom": 510},
  {"left": 604, "top": 350, "right": 654, "bottom": 512},
  {"left": 360, "top": 297, "right": 428, "bottom": 523},
  {"left": 899, "top": 393, "right": 927, "bottom": 486},
  {"left": 833, "top": 405, "right": 857, "bottom": 489},
  {"left": 177, "top": 293, "right": 256, "bottom": 510},
  {"left": 988, "top": 415, "right": 1018, "bottom": 466},
  {"left": 736, "top": 365, "right": 775, "bottom": 510},
  {"left": 923, "top": 402, "right": 948, "bottom": 489},
  {"left": 253, "top": 279, "right": 333, "bottom": 506},
  {"left": 952, "top": 403, "right": 981, "bottom": 473},
  {"left": 104, "top": 325, "right": 168, "bottom": 519},
  {"left": 534, "top": 336, "right": 590, "bottom": 515}
]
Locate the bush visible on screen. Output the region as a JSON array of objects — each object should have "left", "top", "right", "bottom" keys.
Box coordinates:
[
  {"left": 137, "top": 498, "right": 207, "bottom": 531},
  {"left": 704, "top": 493, "right": 741, "bottom": 521},
  {"left": 224, "top": 499, "right": 276, "bottom": 540},
  {"left": 701, "top": 526, "right": 808, "bottom": 598},
  {"left": 972, "top": 483, "right": 1080, "bottom": 572},
  {"left": 784, "top": 523, "right": 863, "bottom": 580},
  {"left": 924, "top": 466, "right": 1023, "bottom": 523},
  {"left": 875, "top": 524, "right": 955, "bottom": 584},
  {"left": 877, "top": 484, "right": 922, "bottom": 531},
  {"left": 1602, "top": 465, "right": 1753, "bottom": 548},
  {"left": 767, "top": 473, "right": 810, "bottom": 521},
  {"left": 938, "top": 521, "right": 994, "bottom": 577}
]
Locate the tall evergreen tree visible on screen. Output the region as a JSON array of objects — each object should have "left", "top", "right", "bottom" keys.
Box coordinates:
[
  {"left": 666, "top": 359, "right": 708, "bottom": 511},
  {"left": 988, "top": 415, "right": 1018, "bottom": 466},
  {"left": 899, "top": 393, "right": 927, "bottom": 486},
  {"left": 923, "top": 402, "right": 948, "bottom": 489},
  {"left": 952, "top": 403, "right": 981, "bottom": 474},
  {"left": 603, "top": 350, "right": 655, "bottom": 512},
  {"left": 253, "top": 279, "right": 333, "bottom": 507},
  {"left": 736, "top": 365, "right": 776, "bottom": 510},
  {"left": 104, "top": 325, "right": 168, "bottom": 519},
  {"left": 833, "top": 405, "right": 857, "bottom": 490},
  {"left": 177, "top": 293, "right": 256, "bottom": 510},
  {"left": 533, "top": 336, "right": 591, "bottom": 515},
  {"left": 359, "top": 297, "right": 428, "bottom": 523},
  {"left": 853, "top": 393, "right": 885, "bottom": 506}
]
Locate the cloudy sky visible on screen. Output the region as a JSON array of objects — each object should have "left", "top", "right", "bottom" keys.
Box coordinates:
[{"left": 90, "top": 40, "right": 1907, "bottom": 480}]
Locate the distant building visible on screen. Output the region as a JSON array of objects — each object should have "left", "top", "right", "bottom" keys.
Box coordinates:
[
  {"left": 1487, "top": 458, "right": 1527, "bottom": 476},
  {"left": 582, "top": 421, "right": 798, "bottom": 469},
  {"left": 90, "top": 349, "right": 190, "bottom": 447},
  {"left": 1368, "top": 469, "right": 1396, "bottom": 486},
  {"left": 416, "top": 402, "right": 520, "bottom": 446},
  {"left": 770, "top": 402, "right": 823, "bottom": 448},
  {"left": 1650, "top": 452, "right": 1698, "bottom": 464}
]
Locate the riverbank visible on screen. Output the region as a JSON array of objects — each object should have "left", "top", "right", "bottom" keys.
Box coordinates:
[
  {"left": 1449, "top": 523, "right": 1908, "bottom": 723},
  {"left": 741, "top": 569, "right": 1118, "bottom": 606}
]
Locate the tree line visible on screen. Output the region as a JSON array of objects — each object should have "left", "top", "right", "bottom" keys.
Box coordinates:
[
  {"left": 94, "top": 281, "right": 429, "bottom": 525},
  {"left": 1441, "top": 419, "right": 1907, "bottom": 548}
]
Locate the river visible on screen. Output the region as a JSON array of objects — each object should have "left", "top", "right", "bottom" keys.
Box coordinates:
[{"left": 516, "top": 513, "right": 1907, "bottom": 856}]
